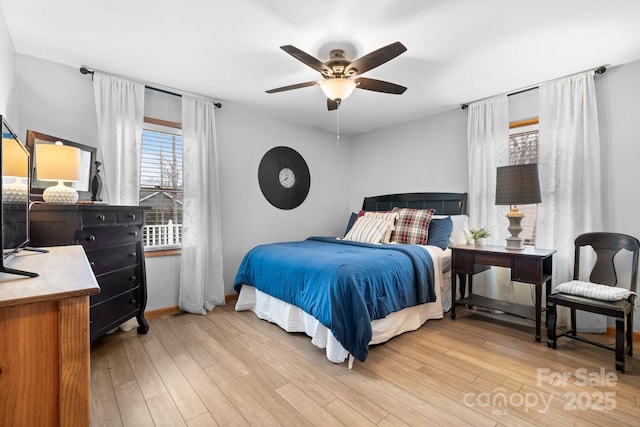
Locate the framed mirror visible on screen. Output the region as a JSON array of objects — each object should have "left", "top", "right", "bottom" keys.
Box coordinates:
[{"left": 25, "top": 130, "right": 97, "bottom": 201}]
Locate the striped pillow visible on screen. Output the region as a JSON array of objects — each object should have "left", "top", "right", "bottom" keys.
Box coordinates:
[
  {"left": 362, "top": 211, "right": 398, "bottom": 243},
  {"left": 391, "top": 208, "right": 435, "bottom": 245},
  {"left": 343, "top": 216, "right": 390, "bottom": 244}
]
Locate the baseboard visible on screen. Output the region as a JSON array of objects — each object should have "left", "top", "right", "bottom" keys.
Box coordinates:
[
  {"left": 145, "top": 306, "right": 181, "bottom": 319},
  {"left": 606, "top": 326, "right": 640, "bottom": 341},
  {"left": 145, "top": 294, "right": 238, "bottom": 319}
]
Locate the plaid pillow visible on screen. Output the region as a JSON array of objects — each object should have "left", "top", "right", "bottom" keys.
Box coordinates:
[{"left": 391, "top": 208, "right": 435, "bottom": 245}]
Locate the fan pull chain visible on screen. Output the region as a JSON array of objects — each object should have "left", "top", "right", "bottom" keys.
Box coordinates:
[{"left": 336, "top": 107, "right": 340, "bottom": 146}]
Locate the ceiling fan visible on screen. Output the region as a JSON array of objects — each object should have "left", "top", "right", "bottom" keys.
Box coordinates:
[{"left": 266, "top": 41, "right": 407, "bottom": 110}]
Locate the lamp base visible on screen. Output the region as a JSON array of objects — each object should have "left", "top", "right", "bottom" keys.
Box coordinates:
[
  {"left": 505, "top": 236, "right": 525, "bottom": 250},
  {"left": 2, "top": 180, "right": 28, "bottom": 203},
  {"left": 43, "top": 181, "right": 78, "bottom": 204},
  {"left": 505, "top": 207, "right": 526, "bottom": 250}
]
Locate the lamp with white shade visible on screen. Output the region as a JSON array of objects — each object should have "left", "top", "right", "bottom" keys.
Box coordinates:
[
  {"left": 35, "top": 141, "right": 82, "bottom": 204},
  {"left": 495, "top": 163, "right": 542, "bottom": 250},
  {"left": 2, "top": 137, "right": 29, "bottom": 202}
]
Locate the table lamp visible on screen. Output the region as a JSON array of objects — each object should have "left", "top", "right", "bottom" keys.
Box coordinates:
[
  {"left": 2, "top": 137, "right": 29, "bottom": 202},
  {"left": 35, "top": 141, "right": 81, "bottom": 203},
  {"left": 495, "top": 163, "right": 541, "bottom": 250}
]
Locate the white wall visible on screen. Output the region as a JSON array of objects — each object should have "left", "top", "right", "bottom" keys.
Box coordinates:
[
  {"left": 0, "top": 5, "right": 16, "bottom": 120},
  {"left": 597, "top": 61, "right": 640, "bottom": 236},
  {"left": 16, "top": 55, "right": 98, "bottom": 144},
  {"left": 348, "top": 108, "right": 469, "bottom": 211},
  {"left": 9, "top": 34, "right": 640, "bottom": 324},
  {"left": 347, "top": 64, "right": 640, "bottom": 330},
  {"left": 216, "top": 103, "right": 351, "bottom": 292},
  {"left": 13, "top": 55, "right": 351, "bottom": 309}
]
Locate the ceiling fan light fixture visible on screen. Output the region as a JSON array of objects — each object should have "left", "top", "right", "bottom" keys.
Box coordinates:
[{"left": 320, "top": 78, "right": 356, "bottom": 101}]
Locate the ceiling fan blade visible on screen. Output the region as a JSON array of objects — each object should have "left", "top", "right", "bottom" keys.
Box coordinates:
[
  {"left": 355, "top": 77, "right": 407, "bottom": 94},
  {"left": 266, "top": 81, "right": 319, "bottom": 94},
  {"left": 327, "top": 98, "right": 339, "bottom": 110},
  {"left": 345, "top": 41, "right": 407, "bottom": 76},
  {"left": 280, "top": 45, "right": 332, "bottom": 75}
]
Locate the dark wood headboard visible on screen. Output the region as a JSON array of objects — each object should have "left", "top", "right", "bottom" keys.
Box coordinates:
[{"left": 362, "top": 192, "right": 467, "bottom": 215}]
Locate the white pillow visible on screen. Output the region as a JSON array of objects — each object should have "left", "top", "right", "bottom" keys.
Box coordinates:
[
  {"left": 363, "top": 211, "right": 398, "bottom": 243},
  {"left": 433, "top": 214, "right": 470, "bottom": 246},
  {"left": 554, "top": 280, "right": 634, "bottom": 301},
  {"left": 343, "top": 216, "right": 389, "bottom": 244}
]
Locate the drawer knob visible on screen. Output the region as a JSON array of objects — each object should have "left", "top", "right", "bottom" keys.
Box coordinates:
[
  {"left": 129, "top": 275, "right": 137, "bottom": 281},
  {"left": 96, "top": 214, "right": 106, "bottom": 221},
  {"left": 87, "top": 235, "right": 96, "bottom": 241},
  {"left": 129, "top": 252, "right": 137, "bottom": 257},
  {"left": 130, "top": 231, "right": 138, "bottom": 237},
  {"left": 128, "top": 213, "right": 136, "bottom": 220},
  {"left": 90, "top": 262, "right": 95, "bottom": 267},
  {"left": 129, "top": 299, "right": 137, "bottom": 305}
]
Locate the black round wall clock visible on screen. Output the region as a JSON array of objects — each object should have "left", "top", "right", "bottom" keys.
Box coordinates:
[{"left": 258, "top": 146, "right": 310, "bottom": 210}]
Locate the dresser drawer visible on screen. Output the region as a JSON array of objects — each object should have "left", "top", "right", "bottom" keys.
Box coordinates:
[
  {"left": 81, "top": 209, "right": 118, "bottom": 226},
  {"left": 91, "top": 265, "right": 140, "bottom": 305},
  {"left": 90, "top": 289, "right": 141, "bottom": 336},
  {"left": 117, "top": 209, "right": 144, "bottom": 225},
  {"left": 86, "top": 244, "right": 139, "bottom": 275},
  {"left": 30, "top": 203, "right": 149, "bottom": 342},
  {"left": 79, "top": 225, "right": 142, "bottom": 251}
]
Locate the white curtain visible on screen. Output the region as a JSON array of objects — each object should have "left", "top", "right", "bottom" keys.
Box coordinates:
[
  {"left": 179, "top": 95, "right": 225, "bottom": 314},
  {"left": 467, "top": 95, "right": 511, "bottom": 300},
  {"left": 93, "top": 72, "right": 144, "bottom": 205},
  {"left": 537, "top": 71, "right": 603, "bottom": 331}
]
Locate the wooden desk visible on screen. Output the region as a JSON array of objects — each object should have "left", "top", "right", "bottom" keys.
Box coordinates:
[
  {"left": 0, "top": 246, "right": 99, "bottom": 426},
  {"left": 450, "top": 244, "right": 556, "bottom": 342}
]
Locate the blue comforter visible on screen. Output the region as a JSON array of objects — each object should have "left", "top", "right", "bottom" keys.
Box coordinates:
[{"left": 233, "top": 236, "right": 435, "bottom": 361}]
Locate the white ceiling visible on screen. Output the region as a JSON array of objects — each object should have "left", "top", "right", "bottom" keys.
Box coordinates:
[{"left": 2, "top": 0, "right": 640, "bottom": 135}]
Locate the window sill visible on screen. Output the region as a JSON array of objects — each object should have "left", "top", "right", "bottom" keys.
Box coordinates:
[{"left": 145, "top": 247, "right": 182, "bottom": 257}]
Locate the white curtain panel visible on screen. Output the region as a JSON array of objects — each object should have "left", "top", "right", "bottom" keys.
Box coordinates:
[
  {"left": 466, "top": 94, "right": 511, "bottom": 300},
  {"left": 93, "top": 72, "right": 144, "bottom": 205},
  {"left": 538, "top": 71, "right": 604, "bottom": 332},
  {"left": 179, "top": 95, "right": 225, "bottom": 314}
]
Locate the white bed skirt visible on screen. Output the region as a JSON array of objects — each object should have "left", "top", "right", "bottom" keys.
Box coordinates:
[{"left": 235, "top": 246, "right": 450, "bottom": 364}]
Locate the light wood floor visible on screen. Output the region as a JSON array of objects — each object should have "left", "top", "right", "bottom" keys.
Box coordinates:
[{"left": 90, "top": 305, "right": 640, "bottom": 426}]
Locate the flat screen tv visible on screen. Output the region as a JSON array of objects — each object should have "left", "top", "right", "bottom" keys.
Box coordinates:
[{"left": 1, "top": 115, "right": 38, "bottom": 277}]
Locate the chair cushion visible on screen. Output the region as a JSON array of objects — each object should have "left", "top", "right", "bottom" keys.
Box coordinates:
[{"left": 554, "top": 280, "right": 634, "bottom": 301}]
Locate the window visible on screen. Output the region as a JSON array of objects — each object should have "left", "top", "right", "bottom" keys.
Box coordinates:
[
  {"left": 509, "top": 118, "right": 539, "bottom": 246},
  {"left": 140, "top": 118, "right": 183, "bottom": 250}
]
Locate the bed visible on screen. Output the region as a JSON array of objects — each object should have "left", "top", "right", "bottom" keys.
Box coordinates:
[{"left": 234, "top": 192, "right": 469, "bottom": 367}]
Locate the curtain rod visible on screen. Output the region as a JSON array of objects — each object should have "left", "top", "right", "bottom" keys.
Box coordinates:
[
  {"left": 460, "top": 65, "right": 607, "bottom": 110},
  {"left": 79, "top": 66, "right": 222, "bottom": 109}
]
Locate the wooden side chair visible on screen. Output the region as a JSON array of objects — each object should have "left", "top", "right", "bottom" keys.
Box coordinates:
[{"left": 546, "top": 232, "right": 640, "bottom": 373}]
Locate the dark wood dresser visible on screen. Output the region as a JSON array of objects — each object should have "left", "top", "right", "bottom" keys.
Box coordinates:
[{"left": 29, "top": 203, "right": 150, "bottom": 341}]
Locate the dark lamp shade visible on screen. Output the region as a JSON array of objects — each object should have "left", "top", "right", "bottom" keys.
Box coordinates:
[{"left": 495, "top": 164, "right": 541, "bottom": 205}]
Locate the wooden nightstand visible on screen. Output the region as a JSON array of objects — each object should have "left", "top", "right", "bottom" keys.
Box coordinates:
[{"left": 450, "top": 244, "right": 556, "bottom": 342}]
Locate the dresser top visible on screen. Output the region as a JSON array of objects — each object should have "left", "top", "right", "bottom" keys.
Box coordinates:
[
  {"left": 30, "top": 203, "right": 149, "bottom": 211},
  {"left": 0, "top": 246, "right": 100, "bottom": 308}
]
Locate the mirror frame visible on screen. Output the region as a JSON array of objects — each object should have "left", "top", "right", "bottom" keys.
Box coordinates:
[{"left": 25, "top": 130, "right": 97, "bottom": 202}]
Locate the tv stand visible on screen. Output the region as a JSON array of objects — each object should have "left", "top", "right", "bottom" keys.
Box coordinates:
[
  {"left": 1, "top": 246, "right": 50, "bottom": 277},
  {"left": 0, "top": 247, "right": 49, "bottom": 277},
  {"left": 0, "top": 265, "right": 39, "bottom": 277},
  {"left": 23, "top": 246, "right": 49, "bottom": 254}
]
